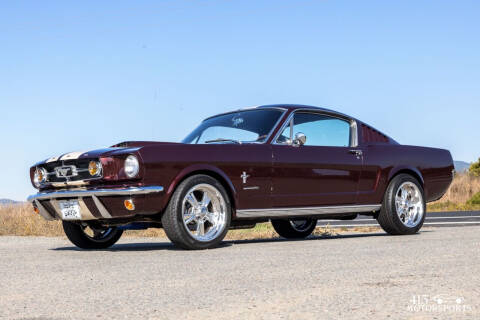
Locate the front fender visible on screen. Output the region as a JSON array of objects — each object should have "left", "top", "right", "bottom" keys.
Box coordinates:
[{"left": 165, "top": 164, "right": 238, "bottom": 207}]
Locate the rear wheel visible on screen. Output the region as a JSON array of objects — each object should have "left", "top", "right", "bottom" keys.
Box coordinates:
[
  {"left": 377, "top": 174, "right": 426, "bottom": 235},
  {"left": 162, "top": 175, "right": 231, "bottom": 250},
  {"left": 62, "top": 221, "right": 123, "bottom": 249},
  {"left": 271, "top": 218, "right": 317, "bottom": 239}
]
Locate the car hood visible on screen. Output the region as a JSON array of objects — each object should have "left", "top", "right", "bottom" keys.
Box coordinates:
[
  {"left": 34, "top": 141, "right": 182, "bottom": 166},
  {"left": 111, "top": 141, "right": 181, "bottom": 148}
]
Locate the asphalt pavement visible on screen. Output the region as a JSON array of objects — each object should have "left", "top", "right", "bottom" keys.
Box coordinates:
[{"left": 1, "top": 226, "right": 479, "bottom": 319}]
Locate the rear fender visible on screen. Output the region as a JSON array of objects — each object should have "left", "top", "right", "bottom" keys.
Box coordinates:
[{"left": 387, "top": 166, "right": 424, "bottom": 186}]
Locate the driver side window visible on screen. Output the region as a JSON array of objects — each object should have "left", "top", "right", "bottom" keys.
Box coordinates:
[{"left": 277, "top": 113, "right": 351, "bottom": 147}]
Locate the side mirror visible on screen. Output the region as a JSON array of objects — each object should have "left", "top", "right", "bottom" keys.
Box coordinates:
[{"left": 293, "top": 132, "right": 307, "bottom": 146}]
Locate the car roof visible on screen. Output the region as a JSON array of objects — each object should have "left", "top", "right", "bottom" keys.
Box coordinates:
[
  {"left": 204, "top": 104, "right": 397, "bottom": 144},
  {"left": 258, "top": 104, "right": 353, "bottom": 118},
  {"left": 206, "top": 104, "right": 355, "bottom": 121}
]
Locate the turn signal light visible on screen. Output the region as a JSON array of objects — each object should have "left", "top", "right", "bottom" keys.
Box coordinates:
[
  {"left": 124, "top": 199, "right": 135, "bottom": 211},
  {"left": 33, "top": 207, "right": 40, "bottom": 214}
]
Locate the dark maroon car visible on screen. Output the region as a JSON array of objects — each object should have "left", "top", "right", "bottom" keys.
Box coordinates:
[{"left": 28, "top": 105, "right": 454, "bottom": 250}]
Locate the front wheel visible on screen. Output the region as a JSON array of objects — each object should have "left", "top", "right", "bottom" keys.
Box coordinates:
[
  {"left": 62, "top": 221, "right": 123, "bottom": 249},
  {"left": 377, "top": 174, "right": 426, "bottom": 235},
  {"left": 271, "top": 218, "right": 317, "bottom": 239},
  {"left": 161, "top": 175, "right": 231, "bottom": 250}
]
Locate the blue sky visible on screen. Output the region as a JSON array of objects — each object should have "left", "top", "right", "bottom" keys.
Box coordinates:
[{"left": 1, "top": 1, "right": 479, "bottom": 201}]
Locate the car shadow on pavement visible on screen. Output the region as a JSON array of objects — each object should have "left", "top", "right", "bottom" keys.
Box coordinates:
[
  {"left": 49, "top": 231, "right": 433, "bottom": 252},
  {"left": 226, "top": 230, "right": 433, "bottom": 247},
  {"left": 225, "top": 232, "right": 389, "bottom": 246},
  {"left": 51, "top": 241, "right": 181, "bottom": 252}
]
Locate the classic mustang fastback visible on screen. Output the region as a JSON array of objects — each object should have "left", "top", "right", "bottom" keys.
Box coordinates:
[{"left": 28, "top": 105, "right": 454, "bottom": 250}]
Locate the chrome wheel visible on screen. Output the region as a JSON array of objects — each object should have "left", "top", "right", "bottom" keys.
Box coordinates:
[
  {"left": 182, "top": 184, "right": 227, "bottom": 242},
  {"left": 395, "top": 182, "right": 424, "bottom": 228},
  {"left": 289, "top": 219, "right": 315, "bottom": 232}
]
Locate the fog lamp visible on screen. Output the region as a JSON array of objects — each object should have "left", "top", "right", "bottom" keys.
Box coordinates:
[
  {"left": 88, "top": 161, "right": 102, "bottom": 176},
  {"left": 124, "top": 199, "right": 135, "bottom": 211}
]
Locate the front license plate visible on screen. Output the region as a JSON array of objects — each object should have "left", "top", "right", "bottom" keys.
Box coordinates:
[{"left": 59, "top": 200, "right": 82, "bottom": 220}]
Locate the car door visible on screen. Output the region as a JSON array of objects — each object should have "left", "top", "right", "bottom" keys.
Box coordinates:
[{"left": 271, "top": 111, "right": 363, "bottom": 207}]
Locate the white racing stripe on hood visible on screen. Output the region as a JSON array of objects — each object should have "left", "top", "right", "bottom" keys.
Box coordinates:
[
  {"left": 59, "top": 151, "right": 88, "bottom": 161},
  {"left": 46, "top": 156, "right": 60, "bottom": 163}
]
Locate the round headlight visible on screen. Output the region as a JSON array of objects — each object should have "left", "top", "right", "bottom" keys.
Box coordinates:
[
  {"left": 88, "top": 161, "right": 102, "bottom": 176},
  {"left": 33, "top": 167, "right": 47, "bottom": 188},
  {"left": 124, "top": 155, "right": 140, "bottom": 178}
]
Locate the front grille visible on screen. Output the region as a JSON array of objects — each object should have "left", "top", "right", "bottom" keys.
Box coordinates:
[{"left": 40, "top": 159, "right": 102, "bottom": 185}]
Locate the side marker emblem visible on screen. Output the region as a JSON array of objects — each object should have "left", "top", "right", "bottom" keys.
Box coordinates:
[{"left": 241, "top": 171, "right": 250, "bottom": 184}]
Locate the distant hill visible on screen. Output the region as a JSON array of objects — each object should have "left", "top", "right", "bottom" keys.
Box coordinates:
[
  {"left": 0, "top": 199, "right": 23, "bottom": 206},
  {"left": 454, "top": 161, "right": 471, "bottom": 173}
]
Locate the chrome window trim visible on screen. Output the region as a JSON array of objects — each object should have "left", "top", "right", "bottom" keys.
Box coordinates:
[
  {"left": 271, "top": 109, "right": 358, "bottom": 148},
  {"left": 236, "top": 204, "right": 381, "bottom": 218},
  {"left": 272, "top": 112, "right": 294, "bottom": 145},
  {"left": 350, "top": 120, "right": 359, "bottom": 148}
]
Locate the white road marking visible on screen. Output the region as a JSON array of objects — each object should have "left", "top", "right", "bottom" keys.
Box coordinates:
[
  {"left": 319, "top": 216, "right": 480, "bottom": 223},
  {"left": 424, "top": 221, "right": 480, "bottom": 225},
  {"left": 426, "top": 216, "right": 480, "bottom": 220},
  {"left": 318, "top": 221, "right": 480, "bottom": 228},
  {"left": 317, "top": 224, "right": 379, "bottom": 227}
]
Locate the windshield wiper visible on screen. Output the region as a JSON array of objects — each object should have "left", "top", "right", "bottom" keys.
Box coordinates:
[{"left": 204, "top": 138, "right": 242, "bottom": 144}]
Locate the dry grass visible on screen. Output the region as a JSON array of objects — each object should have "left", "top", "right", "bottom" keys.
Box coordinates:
[
  {"left": 0, "top": 205, "right": 374, "bottom": 239},
  {"left": 0, "top": 204, "right": 64, "bottom": 236},
  {"left": 435, "top": 173, "right": 480, "bottom": 203},
  {"left": 1, "top": 174, "right": 479, "bottom": 238},
  {"left": 427, "top": 173, "right": 480, "bottom": 212}
]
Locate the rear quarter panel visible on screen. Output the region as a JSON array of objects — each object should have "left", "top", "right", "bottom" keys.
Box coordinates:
[{"left": 359, "top": 144, "right": 454, "bottom": 204}]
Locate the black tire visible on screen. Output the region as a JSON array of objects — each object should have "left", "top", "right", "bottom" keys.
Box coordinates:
[
  {"left": 62, "top": 221, "right": 123, "bottom": 249},
  {"left": 161, "top": 175, "right": 232, "bottom": 250},
  {"left": 377, "top": 174, "right": 426, "bottom": 235},
  {"left": 271, "top": 218, "right": 317, "bottom": 239}
]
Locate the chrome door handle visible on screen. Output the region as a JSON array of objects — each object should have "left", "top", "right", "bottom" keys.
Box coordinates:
[{"left": 349, "top": 150, "right": 363, "bottom": 156}]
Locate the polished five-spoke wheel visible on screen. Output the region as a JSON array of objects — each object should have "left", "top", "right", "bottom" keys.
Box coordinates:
[
  {"left": 377, "top": 174, "right": 426, "bottom": 235},
  {"left": 162, "top": 175, "right": 231, "bottom": 250},
  {"left": 182, "top": 184, "right": 227, "bottom": 242},
  {"left": 395, "top": 181, "right": 424, "bottom": 228}
]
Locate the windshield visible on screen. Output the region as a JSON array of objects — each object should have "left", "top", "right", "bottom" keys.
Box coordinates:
[{"left": 182, "top": 108, "right": 285, "bottom": 144}]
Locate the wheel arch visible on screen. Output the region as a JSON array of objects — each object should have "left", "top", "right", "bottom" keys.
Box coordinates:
[
  {"left": 387, "top": 166, "right": 424, "bottom": 187},
  {"left": 165, "top": 164, "right": 238, "bottom": 212}
]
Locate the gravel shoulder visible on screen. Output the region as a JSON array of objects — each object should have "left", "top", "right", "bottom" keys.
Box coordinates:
[{"left": 1, "top": 227, "right": 479, "bottom": 320}]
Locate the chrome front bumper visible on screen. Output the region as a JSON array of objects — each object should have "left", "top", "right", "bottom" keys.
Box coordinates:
[{"left": 27, "top": 186, "right": 164, "bottom": 221}]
